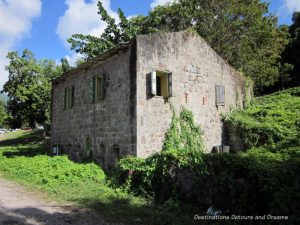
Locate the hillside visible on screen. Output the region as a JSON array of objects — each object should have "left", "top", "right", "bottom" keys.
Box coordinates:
[{"left": 224, "top": 87, "right": 300, "bottom": 152}]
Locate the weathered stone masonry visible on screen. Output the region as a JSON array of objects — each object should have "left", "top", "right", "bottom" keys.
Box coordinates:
[
  {"left": 51, "top": 43, "right": 137, "bottom": 168},
  {"left": 51, "top": 31, "right": 247, "bottom": 167}
]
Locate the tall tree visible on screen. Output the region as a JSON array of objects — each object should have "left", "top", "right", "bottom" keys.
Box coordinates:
[
  {"left": 68, "top": 1, "right": 140, "bottom": 59},
  {"left": 0, "top": 100, "right": 7, "bottom": 127},
  {"left": 61, "top": 58, "right": 72, "bottom": 72},
  {"left": 68, "top": 0, "right": 289, "bottom": 93},
  {"left": 281, "top": 12, "right": 300, "bottom": 87},
  {"left": 2, "top": 49, "right": 62, "bottom": 128}
]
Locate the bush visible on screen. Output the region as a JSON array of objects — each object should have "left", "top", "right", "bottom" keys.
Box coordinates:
[{"left": 114, "top": 97, "right": 300, "bottom": 223}]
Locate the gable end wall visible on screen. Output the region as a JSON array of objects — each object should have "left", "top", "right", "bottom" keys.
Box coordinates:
[{"left": 136, "top": 31, "right": 245, "bottom": 157}]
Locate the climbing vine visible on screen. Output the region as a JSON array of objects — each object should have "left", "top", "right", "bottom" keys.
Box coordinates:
[{"left": 163, "top": 107, "right": 204, "bottom": 154}]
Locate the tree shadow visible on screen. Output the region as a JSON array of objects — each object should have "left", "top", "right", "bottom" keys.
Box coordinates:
[
  {"left": 0, "top": 130, "right": 49, "bottom": 158},
  {"left": 0, "top": 206, "right": 109, "bottom": 225},
  {"left": 0, "top": 130, "right": 43, "bottom": 147},
  {"left": 2, "top": 143, "right": 49, "bottom": 158}
]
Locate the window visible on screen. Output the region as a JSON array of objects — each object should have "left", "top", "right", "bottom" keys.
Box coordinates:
[
  {"left": 94, "top": 76, "right": 103, "bottom": 102},
  {"left": 215, "top": 85, "right": 225, "bottom": 106},
  {"left": 64, "top": 87, "right": 74, "bottom": 110},
  {"left": 151, "top": 70, "right": 172, "bottom": 98},
  {"left": 89, "top": 75, "right": 106, "bottom": 103}
]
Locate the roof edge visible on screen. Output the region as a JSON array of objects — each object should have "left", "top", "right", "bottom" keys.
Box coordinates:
[{"left": 52, "top": 42, "right": 131, "bottom": 83}]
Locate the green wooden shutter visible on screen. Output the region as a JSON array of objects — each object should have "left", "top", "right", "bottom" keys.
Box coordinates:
[
  {"left": 64, "top": 88, "right": 67, "bottom": 110},
  {"left": 151, "top": 71, "right": 157, "bottom": 95},
  {"left": 88, "top": 77, "right": 95, "bottom": 103},
  {"left": 168, "top": 72, "right": 172, "bottom": 97},
  {"left": 101, "top": 74, "right": 106, "bottom": 100},
  {"left": 71, "top": 86, "right": 75, "bottom": 108}
]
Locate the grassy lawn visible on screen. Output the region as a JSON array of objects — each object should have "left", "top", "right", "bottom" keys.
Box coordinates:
[{"left": 0, "top": 130, "right": 194, "bottom": 225}]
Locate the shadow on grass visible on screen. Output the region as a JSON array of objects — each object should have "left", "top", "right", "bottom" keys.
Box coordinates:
[
  {"left": 0, "top": 130, "right": 49, "bottom": 158},
  {"left": 0, "top": 206, "right": 107, "bottom": 225},
  {"left": 0, "top": 130, "right": 43, "bottom": 147},
  {"left": 2, "top": 143, "right": 49, "bottom": 158},
  {"left": 73, "top": 197, "right": 199, "bottom": 225}
]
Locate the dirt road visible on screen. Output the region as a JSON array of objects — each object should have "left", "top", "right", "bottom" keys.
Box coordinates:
[{"left": 0, "top": 178, "right": 119, "bottom": 225}]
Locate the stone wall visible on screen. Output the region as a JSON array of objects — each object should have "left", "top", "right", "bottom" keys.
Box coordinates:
[
  {"left": 135, "top": 31, "right": 245, "bottom": 157},
  {"left": 51, "top": 43, "right": 137, "bottom": 168},
  {"left": 51, "top": 31, "right": 247, "bottom": 165}
]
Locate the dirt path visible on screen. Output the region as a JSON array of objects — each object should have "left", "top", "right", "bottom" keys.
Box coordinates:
[{"left": 0, "top": 178, "right": 120, "bottom": 225}]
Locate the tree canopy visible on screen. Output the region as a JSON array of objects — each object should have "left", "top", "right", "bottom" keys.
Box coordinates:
[
  {"left": 2, "top": 49, "right": 62, "bottom": 128},
  {"left": 68, "top": 0, "right": 289, "bottom": 94},
  {"left": 281, "top": 12, "right": 300, "bottom": 87},
  {"left": 0, "top": 100, "right": 7, "bottom": 127}
]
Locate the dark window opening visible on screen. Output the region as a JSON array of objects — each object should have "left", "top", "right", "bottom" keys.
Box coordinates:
[{"left": 151, "top": 70, "right": 172, "bottom": 98}]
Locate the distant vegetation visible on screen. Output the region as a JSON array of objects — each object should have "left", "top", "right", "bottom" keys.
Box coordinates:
[{"left": 0, "top": 93, "right": 8, "bottom": 105}]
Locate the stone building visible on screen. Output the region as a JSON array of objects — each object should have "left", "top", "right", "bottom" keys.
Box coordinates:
[{"left": 51, "top": 30, "right": 248, "bottom": 168}]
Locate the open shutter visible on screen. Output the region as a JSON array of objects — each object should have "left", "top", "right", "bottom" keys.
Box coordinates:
[
  {"left": 71, "top": 86, "right": 75, "bottom": 108},
  {"left": 101, "top": 74, "right": 106, "bottom": 100},
  {"left": 88, "top": 77, "right": 95, "bottom": 103},
  {"left": 168, "top": 72, "right": 172, "bottom": 97},
  {"left": 64, "top": 88, "right": 67, "bottom": 110},
  {"left": 151, "top": 71, "right": 157, "bottom": 95}
]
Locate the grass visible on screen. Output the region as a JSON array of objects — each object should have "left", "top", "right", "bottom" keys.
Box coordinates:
[{"left": 0, "top": 130, "right": 196, "bottom": 225}]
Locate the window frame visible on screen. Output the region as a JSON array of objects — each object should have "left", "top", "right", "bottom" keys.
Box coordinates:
[
  {"left": 64, "top": 86, "right": 74, "bottom": 110},
  {"left": 89, "top": 74, "right": 106, "bottom": 104},
  {"left": 151, "top": 69, "right": 172, "bottom": 98}
]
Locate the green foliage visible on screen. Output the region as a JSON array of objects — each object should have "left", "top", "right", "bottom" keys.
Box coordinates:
[
  {"left": 61, "top": 58, "right": 72, "bottom": 72},
  {"left": 68, "top": 0, "right": 289, "bottom": 93},
  {"left": 114, "top": 108, "right": 205, "bottom": 200},
  {"left": 0, "top": 93, "right": 8, "bottom": 105},
  {"left": 68, "top": 1, "right": 140, "bottom": 59},
  {"left": 163, "top": 107, "right": 204, "bottom": 153},
  {"left": 281, "top": 12, "right": 300, "bottom": 87},
  {"left": 146, "top": 0, "right": 289, "bottom": 93},
  {"left": 115, "top": 149, "right": 300, "bottom": 223},
  {"left": 0, "top": 100, "right": 7, "bottom": 127},
  {"left": 2, "top": 49, "right": 62, "bottom": 128},
  {"left": 113, "top": 95, "right": 300, "bottom": 223},
  {"left": 0, "top": 130, "right": 199, "bottom": 225},
  {"left": 224, "top": 87, "right": 300, "bottom": 149}
]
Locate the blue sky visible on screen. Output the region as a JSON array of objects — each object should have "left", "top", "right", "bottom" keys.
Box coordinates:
[{"left": 0, "top": 0, "right": 300, "bottom": 88}]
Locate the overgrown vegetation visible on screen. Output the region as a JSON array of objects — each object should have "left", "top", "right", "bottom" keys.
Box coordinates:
[
  {"left": 0, "top": 130, "right": 198, "bottom": 225},
  {"left": 115, "top": 100, "right": 300, "bottom": 224},
  {"left": 224, "top": 87, "right": 300, "bottom": 150},
  {"left": 1, "top": 90, "right": 300, "bottom": 224}
]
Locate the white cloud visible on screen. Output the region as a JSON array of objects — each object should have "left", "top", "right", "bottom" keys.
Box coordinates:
[
  {"left": 0, "top": 0, "right": 41, "bottom": 89},
  {"left": 282, "top": 0, "right": 300, "bottom": 13},
  {"left": 150, "top": 0, "right": 175, "bottom": 9},
  {"left": 278, "top": 0, "right": 300, "bottom": 19},
  {"left": 56, "top": 0, "right": 118, "bottom": 48},
  {"left": 64, "top": 53, "right": 83, "bottom": 67}
]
